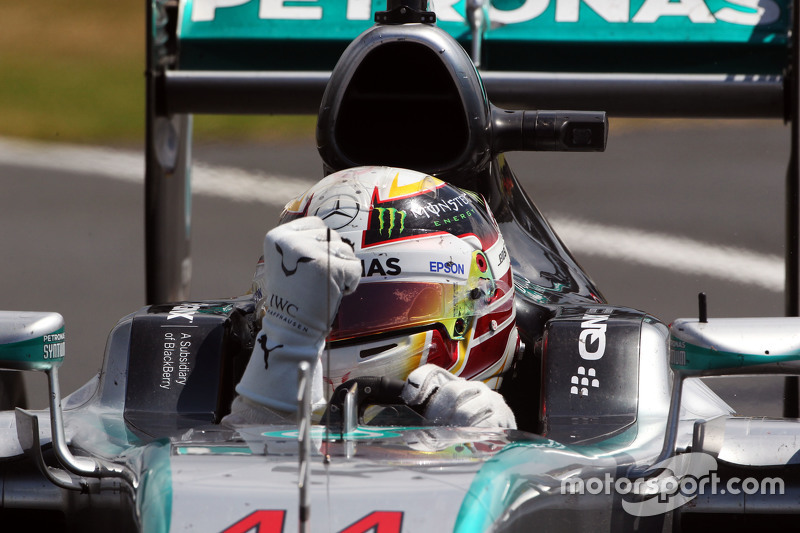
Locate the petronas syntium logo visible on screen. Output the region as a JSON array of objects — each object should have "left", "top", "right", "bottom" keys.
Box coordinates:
[{"left": 374, "top": 207, "right": 406, "bottom": 237}]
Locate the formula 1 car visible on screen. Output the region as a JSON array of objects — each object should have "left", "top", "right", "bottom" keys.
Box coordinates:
[{"left": 2, "top": 0, "right": 800, "bottom": 531}]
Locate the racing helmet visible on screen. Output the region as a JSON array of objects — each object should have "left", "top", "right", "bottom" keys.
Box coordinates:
[{"left": 280, "top": 166, "right": 519, "bottom": 393}]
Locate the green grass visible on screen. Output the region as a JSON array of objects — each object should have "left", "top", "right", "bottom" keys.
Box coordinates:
[
  {"left": 0, "top": 0, "right": 314, "bottom": 144},
  {"left": 192, "top": 115, "right": 317, "bottom": 143},
  {"left": 0, "top": 1, "right": 731, "bottom": 144},
  {"left": 0, "top": 56, "right": 142, "bottom": 142}
]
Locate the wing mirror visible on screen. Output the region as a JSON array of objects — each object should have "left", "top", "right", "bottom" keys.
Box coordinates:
[
  {"left": 0, "top": 311, "right": 65, "bottom": 371},
  {"left": 631, "top": 306, "right": 800, "bottom": 477},
  {"left": 669, "top": 316, "right": 800, "bottom": 377},
  {"left": 0, "top": 311, "right": 136, "bottom": 491}
]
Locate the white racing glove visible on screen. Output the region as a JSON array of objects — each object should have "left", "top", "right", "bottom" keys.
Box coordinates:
[
  {"left": 401, "top": 364, "right": 516, "bottom": 429},
  {"left": 234, "top": 217, "right": 361, "bottom": 414}
]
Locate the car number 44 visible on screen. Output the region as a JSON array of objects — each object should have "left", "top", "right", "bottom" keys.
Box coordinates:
[{"left": 222, "top": 510, "right": 404, "bottom": 532}]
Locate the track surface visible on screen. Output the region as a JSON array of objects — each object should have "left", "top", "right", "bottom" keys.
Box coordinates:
[{"left": 0, "top": 120, "right": 790, "bottom": 414}]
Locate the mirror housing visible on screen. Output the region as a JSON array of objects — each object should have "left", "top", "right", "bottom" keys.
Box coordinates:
[
  {"left": 0, "top": 311, "right": 65, "bottom": 371},
  {"left": 0, "top": 310, "right": 138, "bottom": 489},
  {"left": 670, "top": 317, "right": 800, "bottom": 377},
  {"left": 631, "top": 316, "right": 800, "bottom": 477}
]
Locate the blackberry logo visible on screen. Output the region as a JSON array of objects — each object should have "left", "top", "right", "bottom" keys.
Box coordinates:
[
  {"left": 570, "top": 366, "right": 599, "bottom": 396},
  {"left": 374, "top": 207, "right": 406, "bottom": 237}
]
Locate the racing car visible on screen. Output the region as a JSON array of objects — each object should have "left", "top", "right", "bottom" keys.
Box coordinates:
[{"left": 2, "top": 0, "right": 800, "bottom": 531}]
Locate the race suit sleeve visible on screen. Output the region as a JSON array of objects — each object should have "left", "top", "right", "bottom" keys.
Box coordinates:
[{"left": 233, "top": 217, "right": 361, "bottom": 415}]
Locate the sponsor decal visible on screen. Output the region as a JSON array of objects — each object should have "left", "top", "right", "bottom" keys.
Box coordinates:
[
  {"left": 361, "top": 257, "right": 401, "bottom": 277},
  {"left": 267, "top": 294, "right": 308, "bottom": 333},
  {"left": 364, "top": 199, "right": 410, "bottom": 246},
  {"left": 275, "top": 242, "right": 313, "bottom": 276},
  {"left": 429, "top": 261, "right": 465, "bottom": 275},
  {"left": 190, "top": 0, "right": 785, "bottom": 30},
  {"left": 579, "top": 311, "right": 610, "bottom": 360},
  {"left": 42, "top": 331, "right": 66, "bottom": 361},
  {"left": 257, "top": 333, "right": 283, "bottom": 370},
  {"left": 269, "top": 294, "right": 298, "bottom": 318},
  {"left": 432, "top": 210, "right": 475, "bottom": 229},
  {"left": 670, "top": 337, "right": 688, "bottom": 365},
  {"left": 570, "top": 365, "right": 599, "bottom": 396},
  {"left": 168, "top": 303, "right": 201, "bottom": 322},
  {"left": 498, "top": 246, "right": 507, "bottom": 265},
  {"left": 570, "top": 309, "right": 610, "bottom": 396},
  {"left": 315, "top": 195, "right": 360, "bottom": 230},
  {"left": 363, "top": 184, "right": 489, "bottom": 247},
  {"left": 43, "top": 341, "right": 65, "bottom": 360},
  {"left": 160, "top": 331, "right": 193, "bottom": 389},
  {"left": 411, "top": 192, "right": 472, "bottom": 219},
  {"left": 374, "top": 207, "right": 406, "bottom": 237}
]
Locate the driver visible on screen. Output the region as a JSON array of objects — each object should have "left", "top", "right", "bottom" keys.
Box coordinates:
[{"left": 223, "top": 166, "right": 518, "bottom": 429}]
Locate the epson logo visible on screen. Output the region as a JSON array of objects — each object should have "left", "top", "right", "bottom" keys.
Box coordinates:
[
  {"left": 579, "top": 312, "right": 610, "bottom": 361},
  {"left": 429, "top": 261, "right": 465, "bottom": 275}
]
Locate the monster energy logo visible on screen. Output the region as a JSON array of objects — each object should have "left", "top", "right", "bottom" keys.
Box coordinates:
[{"left": 374, "top": 208, "right": 406, "bottom": 237}]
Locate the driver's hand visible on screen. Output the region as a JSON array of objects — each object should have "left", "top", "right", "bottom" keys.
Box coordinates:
[
  {"left": 235, "top": 217, "right": 361, "bottom": 414},
  {"left": 401, "top": 364, "right": 516, "bottom": 429}
]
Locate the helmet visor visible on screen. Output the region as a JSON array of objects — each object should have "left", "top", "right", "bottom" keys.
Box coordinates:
[{"left": 329, "top": 280, "right": 493, "bottom": 342}]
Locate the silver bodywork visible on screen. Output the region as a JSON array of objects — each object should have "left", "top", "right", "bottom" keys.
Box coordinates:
[{"left": 7, "top": 311, "right": 792, "bottom": 531}]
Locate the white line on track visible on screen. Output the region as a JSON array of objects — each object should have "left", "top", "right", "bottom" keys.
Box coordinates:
[
  {"left": 0, "top": 137, "right": 784, "bottom": 292},
  {"left": 0, "top": 137, "right": 313, "bottom": 205},
  {"left": 549, "top": 217, "right": 784, "bottom": 293}
]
